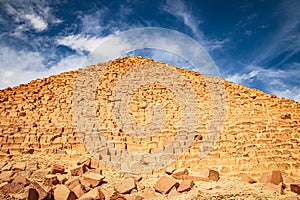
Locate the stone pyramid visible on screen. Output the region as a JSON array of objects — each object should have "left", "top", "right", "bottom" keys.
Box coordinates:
[{"left": 0, "top": 56, "right": 299, "bottom": 199}]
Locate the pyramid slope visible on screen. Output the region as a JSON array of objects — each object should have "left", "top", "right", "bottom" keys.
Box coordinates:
[{"left": 0, "top": 56, "right": 299, "bottom": 177}]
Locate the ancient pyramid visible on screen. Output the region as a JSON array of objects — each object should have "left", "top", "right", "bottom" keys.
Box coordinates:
[{"left": 0, "top": 56, "right": 299, "bottom": 199}]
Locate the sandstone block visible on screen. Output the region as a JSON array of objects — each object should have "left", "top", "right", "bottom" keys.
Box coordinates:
[
  {"left": 29, "top": 182, "right": 49, "bottom": 200},
  {"left": 88, "top": 168, "right": 102, "bottom": 175},
  {"left": 78, "top": 187, "right": 105, "bottom": 200},
  {"left": 172, "top": 168, "right": 189, "bottom": 179},
  {"left": 153, "top": 176, "right": 179, "bottom": 194},
  {"left": 264, "top": 182, "right": 283, "bottom": 194},
  {"left": 200, "top": 168, "right": 220, "bottom": 181},
  {"left": 32, "top": 170, "right": 49, "bottom": 178},
  {"left": 241, "top": 174, "right": 256, "bottom": 184},
  {"left": 177, "top": 180, "right": 194, "bottom": 192},
  {"left": 70, "top": 164, "right": 87, "bottom": 176},
  {"left": 124, "top": 173, "right": 142, "bottom": 182},
  {"left": 126, "top": 195, "right": 144, "bottom": 200},
  {"left": 13, "top": 162, "right": 27, "bottom": 171},
  {"left": 82, "top": 172, "right": 105, "bottom": 187},
  {"left": 291, "top": 180, "right": 300, "bottom": 195},
  {"left": 65, "top": 177, "right": 80, "bottom": 189},
  {"left": 26, "top": 161, "right": 38, "bottom": 171},
  {"left": 51, "top": 163, "right": 65, "bottom": 174},
  {"left": 71, "top": 184, "right": 84, "bottom": 198},
  {"left": 10, "top": 182, "right": 26, "bottom": 193},
  {"left": 12, "top": 175, "right": 30, "bottom": 186},
  {"left": 260, "top": 170, "right": 283, "bottom": 185},
  {"left": 0, "top": 171, "right": 14, "bottom": 182},
  {"left": 141, "top": 190, "right": 157, "bottom": 199},
  {"left": 165, "top": 166, "right": 176, "bottom": 175},
  {"left": 115, "top": 178, "right": 137, "bottom": 194},
  {"left": 2, "top": 163, "right": 12, "bottom": 171},
  {"left": 54, "top": 184, "right": 76, "bottom": 200},
  {"left": 77, "top": 157, "right": 91, "bottom": 168},
  {"left": 44, "top": 175, "right": 59, "bottom": 186}
]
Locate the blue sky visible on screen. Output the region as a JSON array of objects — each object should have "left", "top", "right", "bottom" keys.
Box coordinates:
[{"left": 0, "top": 0, "right": 299, "bottom": 102}]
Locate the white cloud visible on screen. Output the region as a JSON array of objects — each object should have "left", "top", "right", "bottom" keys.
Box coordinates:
[
  {"left": 162, "top": 0, "right": 228, "bottom": 51},
  {"left": 57, "top": 35, "right": 107, "bottom": 52},
  {"left": 225, "top": 64, "right": 300, "bottom": 102},
  {"left": 244, "top": 30, "right": 253, "bottom": 36},
  {"left": 0, "top": 46, "right": 84, "bottom": 89},
  {"left": 252, "top": 0, "right": 300, "bottom": 66},
  {"left": 225, "top": 70, "right": 259, "bottom": 84},
  {"left": 24, "top": 14, "right": 47, "bottom": 31},
  {"left": 163, "top": 0, "right": 202, "bottom": 36},
  {"left": 2, "top": 1, "right": 61, "bottom": 33}
]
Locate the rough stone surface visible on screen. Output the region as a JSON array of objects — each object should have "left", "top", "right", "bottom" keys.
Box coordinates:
[
  {"left": 0, "top": 56, "right": 300, "bottom": 199},
  {"left": 290, "top": 180, "right": 300, "bottom": 195},
  {"left": 82, "top": 172, "right": 105, "bottom": 187},
  {"left": 153, "top": 176, "right": 179, "bottom": 194},
  {"left": 70, "top": 164, "right": 87, "bottom": 176},
  {"left": 0, "top": 171, "right": 14, "bottom": 182},
  {"left": 264, "top": 183, "right": 283, "bottom": 195},
  {"left": 115, "top": 178, "right": 137, "bottom": 194},
  {"left": 172, "top": 168, "right": 189, "bottom": 179},
  {"left": 241, "top": 174, "right": 257, "bottom": 184},
  {"left": 44, "top": 175, "right": 59, "bottom": 186},
  {"left": 78, "top": 187, "right": 105, "bottom": 200},
  {"left": 202, "top": 168, "right": 220, "bottom": 181},
  {"left": 54, "top": 184, "right": 76, "bottom": 200},
  {"left": 51, "top": 163, "right": 65, "bottom": 174},
  {"left": 12, "top": 176, "right": 30, "bottom": 186},
  {"left": 177, "top": 180, "right": 194, "bottom": 192},
  {"left": 260, "top": 170, "right": 283, "bottom": 185}
]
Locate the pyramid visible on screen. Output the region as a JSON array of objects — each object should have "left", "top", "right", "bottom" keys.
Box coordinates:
[{"left": 0, "top": 56, "right": 299, "bottom": 199}]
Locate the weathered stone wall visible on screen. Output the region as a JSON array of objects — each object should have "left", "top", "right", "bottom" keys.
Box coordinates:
[{"left": 0, "top": 56, "right": 299, "bottom": 177}]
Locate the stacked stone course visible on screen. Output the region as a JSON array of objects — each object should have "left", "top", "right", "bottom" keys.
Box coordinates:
[{"left": 0, "top": 56, "right": 299, "bottom": 176}]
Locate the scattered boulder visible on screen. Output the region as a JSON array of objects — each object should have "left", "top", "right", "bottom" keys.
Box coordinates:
[
  {"left": 71, "top": 164, "right": 87, "bottom": 176},
  {"left": 241, "top": 174, "right": 256, "bottom": 184},
  {"left": 153, "top": 175, "right": 179, "bottom": 194},
  {"left": 165, "top": 166, "right": 176, "bottom": 175},
  {"left": 263, "top": 182, "right": 283, "bottom": 195},
  {"left": 44, "top": 175, "right": 59, "bottom": 186},
  {"left": 115, "top": 178, "right": 137, "bottom": 194},
  {"left": 290, "top": 180, "right": 300, "bottom": 195},
  {"left": 54, "top": 184, "right": 76, "bottom": 200},
  {"left": 78, "top": 187, "right": 105, "bottom": 200},
  {"left": 31, "top": 170, "right": 49, "bottom": 178},
  {"left": 172, "top": 168, "right": 189, "bottom": 179},
  {"left": 260, "top": 170, "right": 283, "bottom": 185},
  {"left": 0, "top": 171, "right": 14, "bottom": 182},
  {"left": 77, "top": 157, "right": 91, "bottom": 168},
  {"left": 51, "top": 163, "right": 65, "bottom": 174},
  {"left": 12, "top": 162, "right": 27, "bottom": 171},
  {"left": 177, "top": 180, "right": 194, "bottom": 192},
  {"left": 29, "top": 182, "right": 50, "bottom": 200},
  {"left": 124, "top": 173, "right": 142, "bottom": 182},
  {"left": 2, "top": 163, "right": 12, "bottom": 171},
  {"left": 12, "top": 175, "right": 30, "bottom": 186},
  {"left": 141, "top": 191, "right": 157, "bottom": 199},
  {"left": 82, "top": 172, "right": 105, "bottom": 187},
  {"left": 202, "top": 168, "right": 220, "bottom": 181},
  {"left": 10, "top": 182, "right": 26, "bottom": 193}
]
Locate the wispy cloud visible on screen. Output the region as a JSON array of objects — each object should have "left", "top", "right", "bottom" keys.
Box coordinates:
[
  {"left": 57, "top": 34, "right": 107, "bottom": 53},
  {"left": 225, "top": 64, "right": 300, "bottom": 102},
  {"left": 252, "top": 0, "right": 300, "bottom": 66},
  {"left": 162, "top": 0, "right": 229, "bottom": 51},
  {"left": 1, "top": 1, "right": 61, "bottom": 33},
  {"left": 0, "top": 46, "right": 85, "bottom": 89},
  {"left": 162, "top": 0, "right": 202, "bottom": 35},
  {"left": 24, "top": 14, "right": 47, "bottom": 31}
]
